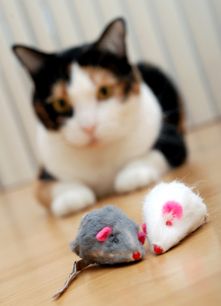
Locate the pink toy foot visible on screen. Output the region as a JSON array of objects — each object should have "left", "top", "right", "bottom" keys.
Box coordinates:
[
  {"left": 153, "top": 244, "right": 164, "bottom": 255},
  {"left": 138, "top": 231, "right": 146, "bottom": 245},
  {"left": 141, "top": 223, "right": 147, "bottom": 235}
]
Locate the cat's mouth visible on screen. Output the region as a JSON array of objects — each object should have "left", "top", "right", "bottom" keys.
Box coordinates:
[
  {"left": 63, "top": 134, "right": 101, "bottom": 148},
  {"left": 87, "top": 137, "right": 100, "bottom": 147}
]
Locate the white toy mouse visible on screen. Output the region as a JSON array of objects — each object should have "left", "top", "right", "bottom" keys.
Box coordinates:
[{"left": 143, "top": 181, "right": 208, "bottom": 254}]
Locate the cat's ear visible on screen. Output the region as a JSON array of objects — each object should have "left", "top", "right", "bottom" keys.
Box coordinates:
[
  {"left": 95, "top": 18, "right": 127, "bottom": 57},
  {"left": 12, "top": 45, "right": 50, "bottom": 76}
]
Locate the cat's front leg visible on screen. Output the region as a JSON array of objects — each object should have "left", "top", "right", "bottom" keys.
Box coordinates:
[
  {"left": 35, "top": 181, "right": 96, "bottom": 217},
  {"left": 114, "top": 150, "right": 169, "bottom": 194}
]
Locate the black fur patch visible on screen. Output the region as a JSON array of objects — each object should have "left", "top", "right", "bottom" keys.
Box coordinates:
[
  {"left": 138, "top": 63, "right": 187, "bottom": 167},
  {"left": 32, "top": 54, "right": 74, "bottom": 130},
  {"left": 78, "top": 47, "right": 132, "bottom": 77},
  {"left": 38, "top": 167, "right": 56, "bottom": 181},
  {"left": 154, "top": 124, "right": 187, "bottom": 167},
  {"left": 137, "top": 63, "right": 181, "bottom": 127}
]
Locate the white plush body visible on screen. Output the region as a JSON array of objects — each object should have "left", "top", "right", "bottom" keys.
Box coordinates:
[
  {"left": 37, "top": 65, "right": 168, "bottom": 216},
  {"left": 143, "top": 181, "right": 208, "bottom": 254}
]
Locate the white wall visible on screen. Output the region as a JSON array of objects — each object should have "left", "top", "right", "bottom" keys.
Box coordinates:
[{"left": 1, "top": 0, "right": 221, "bottom": 188}]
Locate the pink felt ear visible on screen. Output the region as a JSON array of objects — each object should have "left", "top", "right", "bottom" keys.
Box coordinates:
[
  {"left": 162, "top": 201, "right": 183, "bottom": 219},
  {"left": 96, "top": 226, "right": 112, "bottom": 242},
  {"left": 162, "top": 201, "right": 183, "bottom": 226},
  {"left": 153, "top": 244, "right": 164, "bottom": 255}
]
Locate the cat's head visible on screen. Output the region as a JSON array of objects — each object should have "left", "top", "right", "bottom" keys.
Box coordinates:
[{"left": 12, "top": 18, "right": 141, "bottom": 147}]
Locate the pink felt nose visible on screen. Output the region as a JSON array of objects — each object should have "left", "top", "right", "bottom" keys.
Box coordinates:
[
  {"left": 133, "top": 251, "right": 141, "bottom": 260},
  {"left": 82, "top": 125, "right": 96, "bottom": 135}
]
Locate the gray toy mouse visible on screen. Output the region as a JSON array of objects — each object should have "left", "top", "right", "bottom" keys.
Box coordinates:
[
  {"left": 71, "top": 205, "right": 146, "bottom": 264},
  {"left": 53, "top": 205, "right": 146, "bottom": 299}
]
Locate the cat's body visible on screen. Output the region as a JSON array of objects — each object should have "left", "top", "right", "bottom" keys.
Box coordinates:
[
  {"left": 13, "top": 18, "right": 187, "bottom": 216},
  {"left": 37, "top": 81, "right": 162, "bottom": 197}
]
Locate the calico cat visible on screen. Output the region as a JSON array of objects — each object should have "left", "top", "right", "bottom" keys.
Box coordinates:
[{"left": 12, "top": 18, "right": 187, "bottom": 217}]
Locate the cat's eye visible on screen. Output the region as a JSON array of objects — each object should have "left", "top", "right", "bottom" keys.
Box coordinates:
[
  {"left": 97, "top": 85, "right": 113, "bottom": 101},
  {"left": 52, "top": 98, "right": 70, "bottom": 113}
]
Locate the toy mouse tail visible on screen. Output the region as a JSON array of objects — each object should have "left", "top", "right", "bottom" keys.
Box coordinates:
[{"left": 52, "top": 260, "right": 91, "bottom": 300}]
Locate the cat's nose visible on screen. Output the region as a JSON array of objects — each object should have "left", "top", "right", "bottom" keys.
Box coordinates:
[{"left": 82, "top": 125, "right": 96, "bottom": 135}]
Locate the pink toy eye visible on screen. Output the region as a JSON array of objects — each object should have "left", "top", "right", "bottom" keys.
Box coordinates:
[
  {"left": 138, "top": 231, "right": 146, "bottom": 245},
  {"left": 96, "top": 226, "right": 112, "bottom": 242},
  {"left": 165, "top": 220, "right": 173, "bottom": 226}
]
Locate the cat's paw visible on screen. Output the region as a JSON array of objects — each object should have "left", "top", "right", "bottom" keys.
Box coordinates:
[
  {"left": 51, "top": 186, "right": 96, "bottom": 217},
  {"left": 114, "top": 165, "right": 159, "bottom": 194}
]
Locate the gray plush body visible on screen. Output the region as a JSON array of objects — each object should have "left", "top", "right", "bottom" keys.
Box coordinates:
[{"left": 70, "top": 205, "right": 145, "bottom": 264}]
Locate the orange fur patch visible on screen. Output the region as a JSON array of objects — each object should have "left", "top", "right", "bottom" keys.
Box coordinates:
[
  {"left": 178, "top": 97, "right": 186, "bottom": 134},
  {"left": 49, "top": 81, "right": 73, "bottom": 106},
  {"left": 48, "top": 67, "right": 140, "bottom": 106},
  {"left": 83, "top": 66, "right": 140, "bottom": 98},
  {"left": 34, "top": 180, "right": 55, "bottom": 210},
  {"left": 52, "top": 81, "right": 67, "bottom": 97},
  {"left": 35, "top": 101, "right": 55, "bottom": 129}
]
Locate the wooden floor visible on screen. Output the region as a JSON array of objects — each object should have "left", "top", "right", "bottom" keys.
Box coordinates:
[{"left": 1, "top": 122, "right": 221, "bottom": 306}]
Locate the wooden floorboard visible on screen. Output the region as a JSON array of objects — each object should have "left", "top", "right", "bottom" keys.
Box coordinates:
[{"left": 1, "top": 122, "right": 221, "bottom": 306}]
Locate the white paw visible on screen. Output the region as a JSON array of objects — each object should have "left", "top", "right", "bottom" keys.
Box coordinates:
[
  {"left": 51, "top": 186, "right": 96, "bottom": 217},
  {"left": 114, "top": 165, "right": 159, "bottom": 194}
]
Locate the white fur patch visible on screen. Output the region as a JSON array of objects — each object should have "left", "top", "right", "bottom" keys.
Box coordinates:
[
  {"left": 143, "top": 181, "right": 208, "bottom": 253},
  {"left": 114, "top": 150, "right": 169, "bottom": 193},
  {"left": 51, "top": 183, "right": 96, "bottom": 217}
]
